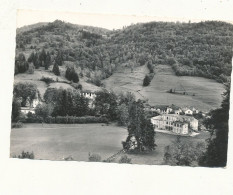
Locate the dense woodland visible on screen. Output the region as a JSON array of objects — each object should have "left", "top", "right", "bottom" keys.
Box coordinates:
[{"left": 15, "top": 20, "right": 233, "bottom": 83}]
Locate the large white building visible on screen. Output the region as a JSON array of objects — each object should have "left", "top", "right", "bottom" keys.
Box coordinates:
[{"left": 151, "top": 114, "right": 198, "bottom": 135}]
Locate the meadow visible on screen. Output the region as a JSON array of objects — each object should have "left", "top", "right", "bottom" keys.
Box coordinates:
[
  {"left": 14, "top": 65, "right": 101, "bottom": 97},
  {"left": 103, "top": 64, "right": 225, "bottom": 111},
  {"left": 10, "top": 123, "right": 210, "bottom": 165}
]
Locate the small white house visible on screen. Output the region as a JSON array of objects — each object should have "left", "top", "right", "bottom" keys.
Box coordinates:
[
  {"left": 184, "top": 109, "right": 193, "bottom": 115},
  {"left": 20, "top": 92, "right": 41, "bottom": 114},
  {"left": 174, "top": 108, "right": 182, "bottom": 115},
  {"left": 21, "top": 107, "right": 35, "bottom": 114},
  {"left": 191, "top": 107, "right": 199, "bottom": 114},
  {"left": 182, "top": 107, "right": 193, "bottom": 115},
  {"left": 166, "top": 107, "right": 173, "bottom": 114}
]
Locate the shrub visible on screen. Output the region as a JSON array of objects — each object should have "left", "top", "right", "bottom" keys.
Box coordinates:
[
  {"left": 25, "top": 113, "right": 43, "bottom": 123},
  {"left": 28, "top": 64, "right": 35, "bottom": 74},
  {"left": 88, "top": 153, "right": 101, "bottom": 162},
  {"left": 143, "top": 75, "right": 151, "bottom": 86},
  {"left": 35, "top": 103, "right": 53, "bottom": 119},
  {"left": 77, "top": 84, "right": 83, "bottom": 90},
  {"left": 63, "top": 156, "right": 74, "bottom": 161},
  {"left": 166, "top": 57, "right": 176, "bottom": 65},
  {"left": 94, "top": 79, "right": 102, "bottom": 86},
  {"left": 40, "top": 76, "right": 54, "bottom": 84},
  {"left": 43, "top": 116, "right": 108, "bottom": 124},
  {"left": 65, "top": 67, "right": 79, "bottom": 83},
  {"left": 147, "top": 63, "right": 154, "bottom": 73},
  {"left": 119, "top": 155, "right": 132, "bottom": 164},
  {"left": 11, "top": 121, "right": 23, "bottom": 128},
  {"left": 70, "top": 83, "right": 82, "bottom": 90},
  {"left": 16, "top": 151, "right": 35, "bottom": 159}
]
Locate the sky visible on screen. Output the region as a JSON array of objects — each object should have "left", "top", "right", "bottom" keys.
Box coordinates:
[{"left": 17, "top": 0, "right": 233, "bottom": 30}]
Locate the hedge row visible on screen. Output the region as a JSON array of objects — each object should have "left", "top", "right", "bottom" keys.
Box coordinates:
[{"left": 25, "top": 115, "right": 108, "bottom": 124}]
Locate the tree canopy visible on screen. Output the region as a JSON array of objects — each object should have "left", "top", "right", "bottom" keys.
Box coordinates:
[
  {"left": 13, "top": 82, "right": 38, "bottom": 107},
  {"left": 122, "top": 100, "right": 156, "bottom": 152},
  {"left": 199, "top": 82, "right": 230, "bottom": 167},
  {"left": 15, "top": 20, "right": 233, "bottom": 83}
]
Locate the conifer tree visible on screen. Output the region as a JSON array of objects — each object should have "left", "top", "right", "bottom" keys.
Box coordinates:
[
  {"left": 45, "top": 52, "right": 51, "bottom": 70},
  {"left": 55, "top": 50, "right": 63, "bottom": 66},
  {"left": 52, "top": 63, "right": 60, "bottom": 76}
]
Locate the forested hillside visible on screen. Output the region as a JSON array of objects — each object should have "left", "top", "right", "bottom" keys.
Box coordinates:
[
  {"left": 110, "top": 21, "right": 233, "bottom": 82},
  {"left": 15, "top": 20, "right": 233, "bottom": 84}
]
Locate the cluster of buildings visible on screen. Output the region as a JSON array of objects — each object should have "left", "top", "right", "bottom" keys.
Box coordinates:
[
  {"left": 149, "top": 105, "right": 199, "bottom": 116},
  {"left": 20, "top": 96, "right": 40, "bottom": 115},
  {"left": 151, "top": 114, "right": 198, "bottom": 135},
  {"left": 149, "top": 105, "right": 200, "bottom": 135}
]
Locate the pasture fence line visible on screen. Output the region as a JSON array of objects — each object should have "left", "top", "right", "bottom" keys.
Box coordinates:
[{"left": 105, "top": 149, "right": 126, "bottom": 162}]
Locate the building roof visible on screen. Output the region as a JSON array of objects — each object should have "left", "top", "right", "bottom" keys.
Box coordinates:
[{"left": 152, "top": 114, "right": 197, "bottom": 122}]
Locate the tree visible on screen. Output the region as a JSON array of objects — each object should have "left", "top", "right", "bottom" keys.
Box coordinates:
[
  {"left": 44, "top": 88, "right": 89, "bottom": 117},
  {"left": 65, "top": 67, "right": 79, "bottom": 83},
  {"left": 35, "top": 103, "right": 53, "bottom": 120},
  {"left": 33, "top": 53, "right": 40, "bottom": 69},
  {"left": 117, "top": 103, "right": 129, "bottom": 126},
  {"left": 28, "top": 63, "right": 35, "bottom": 74},
  {"left": 143, "top": 75, "right": 151, "bottom": 86},
  {"left": 52, "top": 63, "right": 60, "bottom": 76},
  {"left": 11, "top": 97, "right": 21, "bottom": 122},
  {"left": 73, "top": 94, "right": 89, "bottom": 116},
  {"left": 44, "top": 88, "right": 61, "bottom": 105},
  {"left": 199, "top": 82, "right": 230, "bottom": 167},
  {"left": 55, "top": 50, "right": 63, "bottom": 66},
  {"left": 15, "top": 53, "right": 29, "bottom": 74},
  {"left": 163, "top": 136, "right": 205, "bottom": 166},
  {"left": 28, "top": 52, "right": 35, "bottom": 63},
  {"left": 44, "top": 52, "right": 51, "bottom": 70},
  {"left": 39, "top": 48, "right": 47, "bottom": 65},
  {"left": 94, "top": 90, "right": 118, "bottom": 120},
  {"left": 122, "top": 100, "right": 156, "bottom": 152},
  {"left": 13, "top": 82, "right": 37, "bottom": 107}
]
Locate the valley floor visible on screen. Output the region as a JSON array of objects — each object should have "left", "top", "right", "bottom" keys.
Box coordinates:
[{"left": 10, "top": 123, "right": 210, "bottom": 165}]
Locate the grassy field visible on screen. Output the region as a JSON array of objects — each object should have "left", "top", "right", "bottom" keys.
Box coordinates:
[
  {"left": 14, "top": 66, "right": 101, "bottom": 97},
  {"left": 10, "top": 123, "right": 210, "bottom": 165},
  {"left": 10, "top": 123, "right": 127, "bottom": 161},
  {"left": 103, "top": 64, "right": 225, "bottom": 111}
]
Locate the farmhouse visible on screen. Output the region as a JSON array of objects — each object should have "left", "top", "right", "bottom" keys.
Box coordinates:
[
  {"left": 152, "top": 105, "right": 173, "bottom": 114},
  {"left": 182, "top": 107, "right": 193, "bottom": 115},
  {"left": 81, "top": 90, "right": 97, "bottom": 108},
  {"left": 81, "top": 90, "right": 97, "bottom": 100},
  {"left": 151, "top": 114, "right": 198, "bottom": 135},
  {"left": 21, "top": 107, "right": 35, "bottom": 114},
  {"left": 20, "top": 98, "right": 40, "bottom": 114},
  {"left": 174, "top": 108, "right": 182, "bottom": 115}
]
